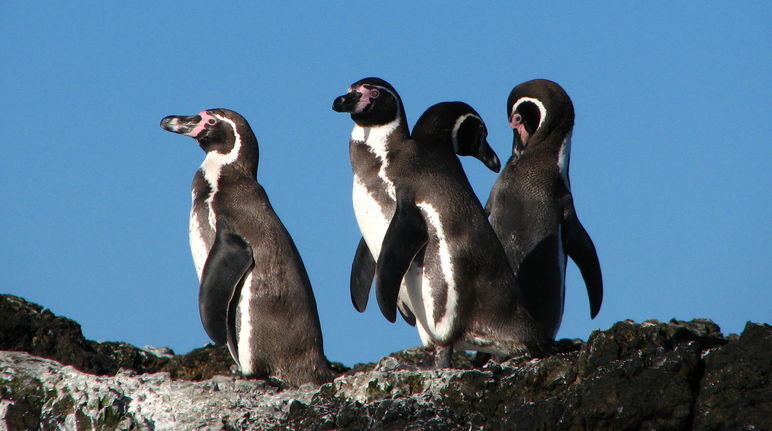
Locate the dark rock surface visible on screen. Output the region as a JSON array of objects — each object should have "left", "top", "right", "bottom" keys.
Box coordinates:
[
  {"left": 0, "top": 294, "right": 235, "bottom": 379},
  {"left": 0, "top": 294, "right": 769, "bottom": 430}
]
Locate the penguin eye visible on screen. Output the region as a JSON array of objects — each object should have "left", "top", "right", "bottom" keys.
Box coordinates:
[
  {"left": 370, "top": 89, "right": 380, "bottom": 98},
  {"left": 512, "top": 113, "right": 523, "bottom": 124},
  {"left": 207, "top": 118, "right": 217, "bottom": 125}
]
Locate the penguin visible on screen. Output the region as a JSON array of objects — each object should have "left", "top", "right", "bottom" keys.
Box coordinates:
[
  {"left": 374, "top": 101, "right": 548, "bottom": 367},
  {"left": 331, "top": 77, "right": 418, "bottom": 329},
  {"left": 160, "top": 108, "right": 333, "bottom": 386},
  {"left": 485, "top": 79, "right": 603, "bottom": 340},
  {"left": 332, "top": 78, "right": 501, "bottom": 342}
]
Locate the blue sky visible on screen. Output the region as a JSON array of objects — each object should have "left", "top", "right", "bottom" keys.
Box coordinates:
[{"left": 2, "top": 3, "right": 769, "bottom": 366}]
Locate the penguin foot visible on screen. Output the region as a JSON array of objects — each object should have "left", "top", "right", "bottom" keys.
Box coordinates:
[{"left": 433, "top": 345, "right": 454, "bottom": 368}]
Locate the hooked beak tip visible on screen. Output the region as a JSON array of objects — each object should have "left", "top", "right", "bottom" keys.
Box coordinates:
[
  {"left": 159, "top": 114, "right": 202, "bottom": 136},
  {"left": 332, "top": 96, "right": 346, "bottom": 112},
  {"left": 489, "top": 156, "right": 501, "bottom": 173},
  {"left": 332, "top": 92, "right": 362, "bottom": 113},
  {"left": 160, "top": 116, "right": 179, "bottom": 132}
]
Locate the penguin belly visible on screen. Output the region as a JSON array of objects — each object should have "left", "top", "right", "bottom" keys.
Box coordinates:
[
  {"left": 189, "top": 209, "right": 213, "bottom": 279},
  {"left": 352, "top": 175, "right": 420, "bottom": 321},
  {"left": 233, "top": 272, "right": 257, "bottom": 375},
  {"left": 352, "top": 176, "right": 390, "bottom": 258}
]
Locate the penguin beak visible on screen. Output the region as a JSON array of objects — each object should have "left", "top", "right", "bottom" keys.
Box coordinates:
[
  {"left": 160, "top": 115, "right": 203, "bottom": 136},
  {"left": 475, "top": 138, "right": 501, "bottom": 173},
  {"left": 332, "top": 91, "right": 362, "bottom": 113}
]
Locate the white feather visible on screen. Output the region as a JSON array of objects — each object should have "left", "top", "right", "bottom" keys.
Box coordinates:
[
  {"left": 512, "top": 97, "right": 547, "bottom": 130},
  {"left": 350, "top": 117, "right": 401, "bottom": 255},
  {"left": 188, "top": 195, "right": 208, "bottom": 281},
  {"left": 199, "top": 115, "right": 242, "bottom": 229},
  {"left": 350, "top": 118, "right": 420, "bottom": 318},
  {"left": 352, "top": 175, "right": 390, "bottom": 258},
  {"left": 401, "top": 263, "right": 432, "bottom": 346},
  {"left": 450, "top": 113, "right": 482, "bottom": 153},
  {"left": 350, "top": 119, "right": 399, "bottom": 200},
  {"left": 558, "top": 132, "right": 572, "bottom": 190},
  {"left": 236, "top": 272, "right": 255, "bottom": 374},
  {"left": 416, "top": 201, "right": 458, "bottom": 341}
]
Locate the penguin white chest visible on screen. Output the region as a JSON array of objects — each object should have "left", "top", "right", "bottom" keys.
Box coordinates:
[
  {"left": 349, "top": 121, "right": 399, "bottom": 257},
  {"left": 236, "top": 271, "right": 256, "bottom": 375},
  {"left": 352, "top": 176, "right": 390, "bottom": 257},
  {"left": 190, "top": 126, "right": 242, "bottom": 280},
  {"left": 189, "top": 193, "right": 210, "bottom": 281}
]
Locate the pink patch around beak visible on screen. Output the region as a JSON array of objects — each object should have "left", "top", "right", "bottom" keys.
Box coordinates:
[
  {"left": 353, "top": 86, "right": 376, "bottom": 114},
  {"left": 185, "top": 111, "right": 218, "bottom": 137},
  {"left": 510, "top": 112, "right": 529, "bottom": 144}
]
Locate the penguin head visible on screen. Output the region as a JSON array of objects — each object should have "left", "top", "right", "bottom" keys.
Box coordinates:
[
  {"left": 412, "top": 101, "right": 501, "bottom": 172},
  {"left": 332, "top": 77, "right": 405, "bottom": 127},
  {"left": 160, "top": 109, "right": 259, "bottom": 173},
  {"left": 507, "top": 79, "right": 574, "bottom": 156}
]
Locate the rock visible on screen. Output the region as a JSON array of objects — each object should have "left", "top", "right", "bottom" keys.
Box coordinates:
[
  {"left": 0, "top": 294, "right": 234, "bottom": 380},
  {"left": 694, "top": 322, "right": 772, "bottom": 430},
  {"left": 0, "top": 295, "right": 769, "bottom": 430},
  {"left": 0, "top": 294, "right": 113, "bottom": 375},
  {"left": 0, "top": 352, "right": 314, "bottom": 430}
]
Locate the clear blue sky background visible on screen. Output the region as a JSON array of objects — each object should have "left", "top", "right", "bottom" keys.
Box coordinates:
[{"left": 2, "top": 3, "right": 769, "bottom": 366}]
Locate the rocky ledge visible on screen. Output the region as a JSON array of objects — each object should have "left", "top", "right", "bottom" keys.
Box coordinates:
[{"left": 0, "top": 294, "right": 769, "bottom": 430}]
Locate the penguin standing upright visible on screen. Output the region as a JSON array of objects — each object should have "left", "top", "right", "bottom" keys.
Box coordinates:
[
  {"left": 160, "top": 108, "right": 333, "bottom": 386},
  {"left": 485, "top": 79, "right": 603, "bottom": 339},
  {"left": 374, "top": 102, "right": 548, "bottom": 367},
  {"left": 332, "top": 78, "right": 501, "bottom": 344},
  {"left": 331, "top": 77, "right": 412, "bottom": 319}
]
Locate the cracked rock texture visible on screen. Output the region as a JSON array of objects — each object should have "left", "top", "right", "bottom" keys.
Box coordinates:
[{"left": 0, "top": 294, "right": 769, "bottom": 430}]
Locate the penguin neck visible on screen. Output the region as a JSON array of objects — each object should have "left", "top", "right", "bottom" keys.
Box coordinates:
[
  {"left": 349, "top": 117, "right": 408, "bottom": 205},
  {"left": 200, "top": 135, "right": 258, "bottom": 182},
  {"left": 516, "top": 120, "right": 571, "bottom": 158},
  {"left": 199, "top": 136, "right": 258, "bottom": 218},
  {"left": 536, "top": 116, "right": 573, "bottom": 148},
  {"left": 351, "top": 116, "right": 408, "bottom": 165}
]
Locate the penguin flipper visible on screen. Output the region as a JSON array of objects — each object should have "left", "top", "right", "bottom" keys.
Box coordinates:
[
  {"left": 375, "top": 189, "right": 428, "bottom": 323},
  {"left": 199, "top": 230, "right": 254, "bottom": 346},
  {"left": 350, "top": 237, "right": 375, "bottom": 312},
  {"left": 562, "top": 198, "right": 603, "bottom": 318},
  {"left": 398, "top": 301, "right": 417, "bottom": 326},
  {"left": 351, "top": 235, "right": 419, "bottom": 325}
]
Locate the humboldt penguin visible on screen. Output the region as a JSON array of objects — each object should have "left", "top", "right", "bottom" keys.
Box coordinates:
[
  {"left": 374, "top": 101, "right": 548, "bottom": 367},
  {"left": 485, "top": 79, "right": 603, "bottom": 339},
  {"left": 333, "top": 78, "right": 500, "bottom": 344},
  {"left": 160, "top": 108, "right": 333, "bottom": 386}
]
